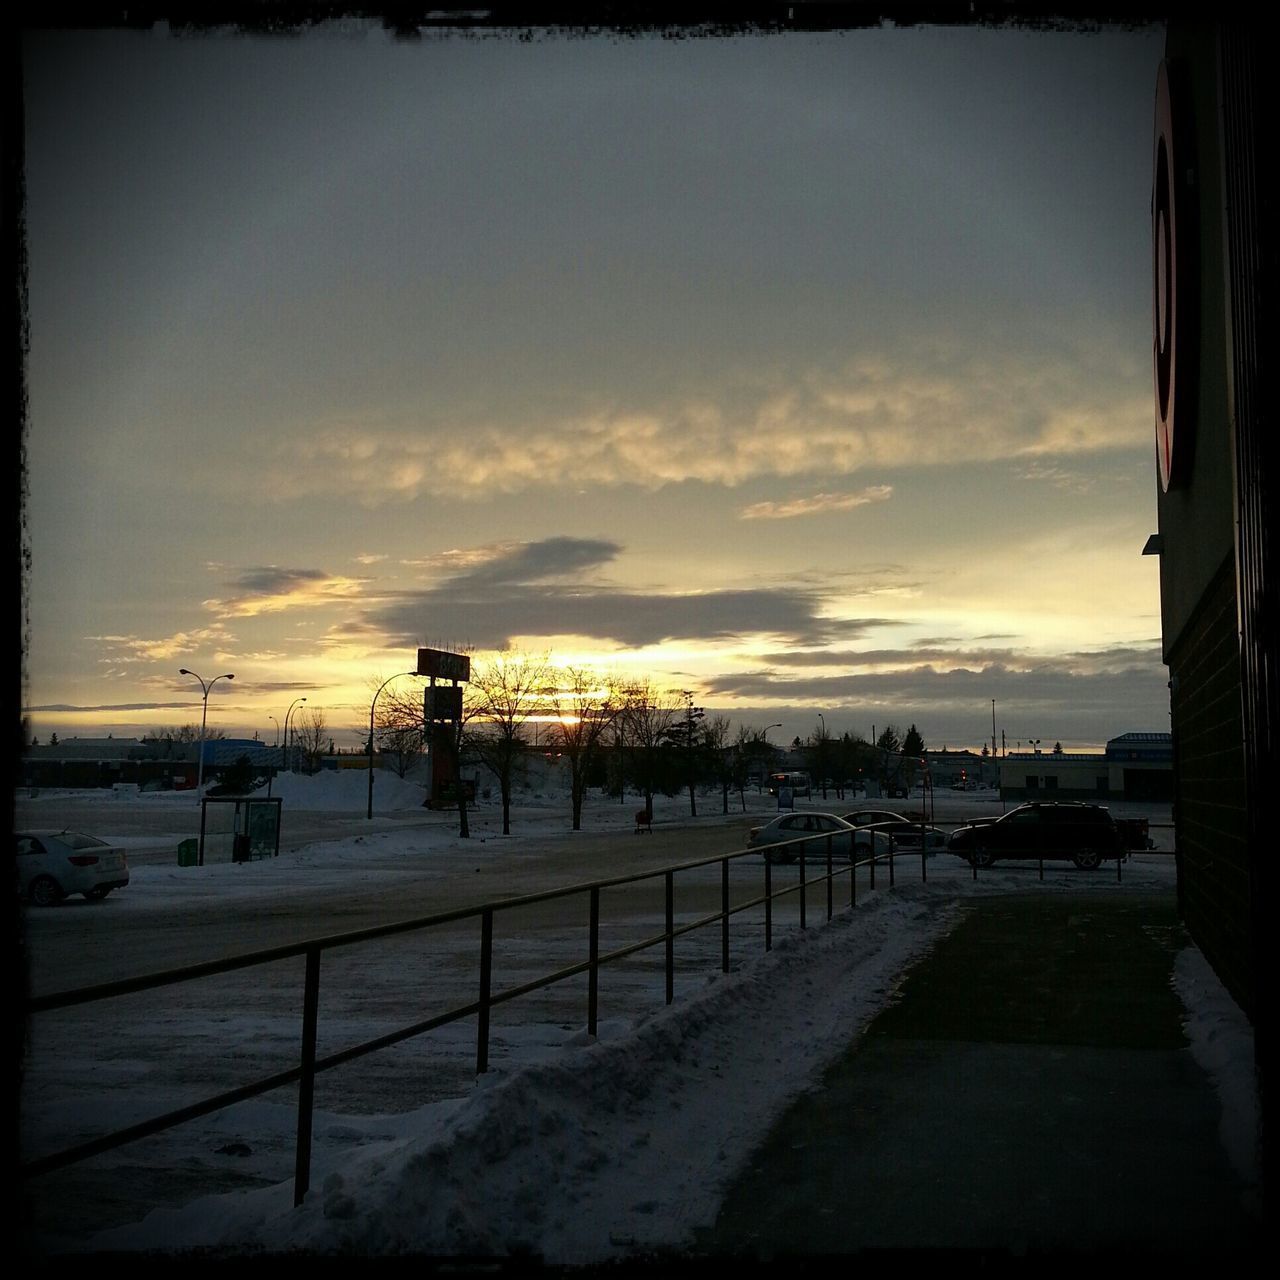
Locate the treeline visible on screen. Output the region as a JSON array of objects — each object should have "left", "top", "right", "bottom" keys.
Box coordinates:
[{"left": 371, "top": 654, "right": 930, "bottom": 838}]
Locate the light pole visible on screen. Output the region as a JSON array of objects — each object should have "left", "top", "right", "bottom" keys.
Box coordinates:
[
  {"left": 268, "top": 715, "right": 279, "bottom": 748},
  {"left": 817, "top": 713, "right": 827, "bottom": 797},
  {"left": 760, "top": 723, "right": 783, "bottom": 790},
  {"left": 179, "top": 668, "right": 234, "bottom": 796},
  {"left": 283, "top": 697, "right": 307, "bottom": 774},
  {"left": 368, "top": 672, "right": 419, "bottom": 820}
]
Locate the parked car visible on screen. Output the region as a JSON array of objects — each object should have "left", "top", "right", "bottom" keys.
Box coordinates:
[
  {"left": 946, "top": 802, "right": 1127, "bottom": 869},
  {"left": 841, "top": 808, "right": 909, "bottom": 826},
  {"left": 748, "top": 812, "right": 856, "bottom": 863},
  {"left": 16, "top": 831, "right": 130, "bottom": 906},
  {"left": 853, "top": 820, "right": 949, "bottom": 855}
]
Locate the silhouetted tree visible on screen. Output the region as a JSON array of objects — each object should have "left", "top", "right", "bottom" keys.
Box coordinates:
[
  {"left": 465, "top": 652, "right": 551, "bottom": 836},
  {"left": 550, "top": 666, "right": 620, "bottom": 831}
]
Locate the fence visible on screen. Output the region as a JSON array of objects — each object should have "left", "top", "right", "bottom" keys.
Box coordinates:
[{"left": 21, "top": 827, "right": 929, "bottom": 1206}]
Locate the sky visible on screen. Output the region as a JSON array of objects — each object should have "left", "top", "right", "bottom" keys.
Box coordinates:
[
  {"left": 19, "top": 15, "right": 1172, "bottom": 753},
  {"left": 19, "top": 775, "right": 1258, "bottom": 1261}
]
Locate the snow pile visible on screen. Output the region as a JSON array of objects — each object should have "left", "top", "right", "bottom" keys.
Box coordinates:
[
  {"left": 253, "top": 769, "right": 427, "bottom": 813},
  {"left": 1173, "top": 947, "right": 1261, "bottom": 1196},
  {"left": 87, "top": 887, "right": 962, "bottom": 1262}
]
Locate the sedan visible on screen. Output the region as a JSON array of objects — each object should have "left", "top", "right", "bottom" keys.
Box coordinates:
[
  {"left": 747, "top": 812, "right": 857, "bottom": 863},
  {"left": 853, "top": 820, "right": 949, "bottom": 855},
  {"left": 16, "top": 831, "right": 130, "bottom": 906},
  {"left": 841, "top": 808, "right": 910, "bottom": 828}
]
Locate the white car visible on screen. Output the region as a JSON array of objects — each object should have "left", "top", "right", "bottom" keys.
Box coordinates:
[
  {"left": 747, "top": 812, "right": 857, "bottom": 863},
  {"left": 16, "top": 831, "right": 130, "bottom": 906},
  {"left": 852, "top": 820, "right": 949, "bottom": 856}
]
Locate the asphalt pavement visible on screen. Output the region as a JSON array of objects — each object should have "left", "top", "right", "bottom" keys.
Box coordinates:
[{"left": 695, "top": 891, "right": 1265, "bottom": 1264}]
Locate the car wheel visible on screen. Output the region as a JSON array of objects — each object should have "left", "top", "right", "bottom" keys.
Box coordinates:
[
  {"left": 1073, "top": 848, "right": 1103, "bottom": 870},
  {"left": 84, "top": 886, "right": 113, "bottom": 901},
  {"left": 29, "top": 876, "right": 64, "bottom": 907},
  {"left": 971, "top": 848, "right": 995, "bottom": 869}
]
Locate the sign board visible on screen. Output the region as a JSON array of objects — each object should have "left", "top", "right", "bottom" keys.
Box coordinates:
[
  {"left": 417, "top": 648, "right": 470, "bottom": 682},
  {"left": 425, "top": 685, "right": 463, "bottom": 722}
]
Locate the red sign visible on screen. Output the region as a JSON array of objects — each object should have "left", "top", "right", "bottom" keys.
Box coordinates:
[{"left": 417, "top": 648, "right": 470, "bottom": 682}]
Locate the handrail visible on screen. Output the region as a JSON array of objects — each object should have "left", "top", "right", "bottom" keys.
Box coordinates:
[{"left": 21, "top": 824, "right": 922, "bottom": 1203}]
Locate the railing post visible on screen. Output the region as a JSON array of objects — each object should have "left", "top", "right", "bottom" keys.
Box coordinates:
[
  {"left": 477, "top": 907, "right": 493, "bottom": 1075},
  {"left": 850, "top": 832, "right": 857, "bottom": 907},
  {"left": 921, "top": 842, "right": 927, "bottom": 884},
  {"left": 665, "top": 870, "right": 674, "bottom": 1005},
  {"left": 826, "top": 834, "right": 833, "bottom": 920},
  {"left": 870, "top": 837, "right": 876, "bottom": 890},
  {"left": 293, "top": 946, "right": 321, "bottom": 1208},
  {"left": 888, "top": 836, "right": 895, "bottom": 887},
  {"left": 765, "top": 857, "right": 773, "bottom": 951},
  {"left": 588, "top": 886, "right": 600, "bottom": 1037},
  {"left": 799, "top": 841, "right": 807, "bottom": 930},
  {"left": 721, "top": 858, "right": 730, "bottom": 973}
]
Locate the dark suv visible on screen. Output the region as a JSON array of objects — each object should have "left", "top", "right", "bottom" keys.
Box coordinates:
[{"left": 946, "top": 802, "right": 1127, "bottom": 870}]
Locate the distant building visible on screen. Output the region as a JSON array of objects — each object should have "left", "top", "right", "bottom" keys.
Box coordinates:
[
  {"left": 998, "top": 733, "right": 1173, "bottom": 803},
  {"left": 921, "top": 748, "right": 997, "bottom": 789},
  {"left": 22, "top": 736, "right": 197, "bottom": 789}
]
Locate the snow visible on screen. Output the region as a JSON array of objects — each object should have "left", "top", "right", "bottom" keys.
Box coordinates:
[{"left": 19, "top": 779, "right": 1259, "bottom": 1262}]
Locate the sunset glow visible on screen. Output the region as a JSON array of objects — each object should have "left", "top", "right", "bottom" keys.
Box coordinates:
[{"left": 20, "top": 22, "right": 1169, "bottom": 755}]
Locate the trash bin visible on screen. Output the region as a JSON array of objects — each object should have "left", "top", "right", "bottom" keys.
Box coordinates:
[
  {"left": 177, "top": 838, "right": 199, "bottom": 867},
  {"left": 232, "top": 833, "right": 251, "bottom": 864}
]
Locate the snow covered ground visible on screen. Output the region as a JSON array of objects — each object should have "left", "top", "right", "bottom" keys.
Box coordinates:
[{"left": 17, "top": 779, "right": 1256, "bottom": 1262}]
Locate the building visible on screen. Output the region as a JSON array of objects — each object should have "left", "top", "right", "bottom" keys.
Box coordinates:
[
  {"left": 997, "top": 733, "right": 1173, "bottom": 802},
  {"left": 1147, "top": 20, "right": 1272, "bottom": 1202},
  {"left": 921, "top": 748, "right": 997, "bottom": 790}
]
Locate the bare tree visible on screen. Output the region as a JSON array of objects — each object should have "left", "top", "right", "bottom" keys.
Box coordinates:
[
  {"left": 293, "top": 709, "right": 328, "bottom": 774},
  {"left": 549, "top": 666, "right": 619, "bottom": 831},
  {"left": 703, "top": 714, "right": 738, "bottom": 815},
  {"left": 804, "top": 719, "right": 834, "bottom": 800},
  {"left": 149, "top": 724, "right": 228, "bottom": 746},
  {"left": 368, "top": 678, "right": 427, "bottom": 778},
  {"left": 464, "top": 652, "right": 550, "bottom": 836},
  {"left": 619, "top": 681, "right": 681, "bottom": 819}
]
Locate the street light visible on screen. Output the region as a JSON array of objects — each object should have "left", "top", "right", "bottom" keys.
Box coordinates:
[
  {"left": 368, "top": 672, "right": 419, "bottom": 819},
  {"left": 178, "top": 668, "right": 234, "bottom": 796},
  {"left": 283, "top": 697, "right": 307, "bottom": 774},
  {"left": 817, "top": 713, "right": 827, "bottom": 797},
  {"left": 268, "top": 715, "right": 279, "bottom": 747}
]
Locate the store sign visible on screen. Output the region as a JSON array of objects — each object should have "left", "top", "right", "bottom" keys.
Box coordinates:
[
  {"left": 425, "top": 685, "right": 463, "bottom": 722},
  {"left": 417, "top": 648, "right": 470, "bottom": 682}
]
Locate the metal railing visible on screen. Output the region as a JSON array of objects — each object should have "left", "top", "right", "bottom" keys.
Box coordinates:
[{"left": 21, "top": 827, "right": 927, "bottom": 1205}]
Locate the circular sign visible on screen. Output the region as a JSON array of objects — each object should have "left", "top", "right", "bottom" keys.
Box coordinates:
[{"left": 1152, "top": 59, "right": 1196, "bottom": 492}]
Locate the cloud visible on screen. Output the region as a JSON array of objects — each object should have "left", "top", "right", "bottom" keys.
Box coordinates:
[
  {"left": 24, "top": 701, "right": 201, "bottom": 713},
  {"left": 87, "top": 627, "right": 233, "bottom": 663},
  {"left": 203, "top": 567, "right": 372, "bottom": 617},
  {"left": 252, "top": 342, "right": 1151, "bottom": 505},
  {"left": 370, "top": 585, "right": 836, "bottom": 652},
  {"left": 1016, "top": 461, "right": 1097, "bottom": 493},
  {"left": 739, "top": 485, "right": 893, "bottom": 521},
  {"left": 358, "top": 537, "right": 835, "bottom": 649},
  {"left": 702, "top": 654, "right": 1166, "bottom": 709},
  {"left": 750, "top": 641, "right": 1163, "bottom": 676}
]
